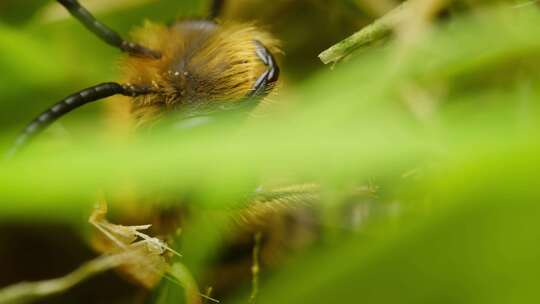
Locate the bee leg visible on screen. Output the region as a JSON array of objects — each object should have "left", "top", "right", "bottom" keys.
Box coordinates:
[
  {"left": 209, "top": 0, "right": 225, "bottom": 19},
  {"left": 248, "top": 40, "right": 280, "bottom": 98},
  {"left": 57, "top": 0, "right": 161, "bottom": 59}
]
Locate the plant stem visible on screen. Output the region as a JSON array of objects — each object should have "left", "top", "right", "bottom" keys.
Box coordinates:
[{"left": 319, "top": 1, "right": 412, "bottom": 64}]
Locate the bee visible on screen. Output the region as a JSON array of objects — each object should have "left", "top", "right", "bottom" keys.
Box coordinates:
[
  {"left": 5, "top": 1, "right": 381, "bottom": 302},
  {"left": 9, "top": 0, "right": 280, "bottom": 156},
  {"left": 7, "top": 0, "right": 284, "bottom": 296}
]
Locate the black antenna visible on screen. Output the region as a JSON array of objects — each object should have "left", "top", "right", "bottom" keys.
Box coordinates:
[
  {"left": 7, "top": 83, "right": 151, "bottom": 158},
  {"left": 209, "top": 0, "right": 225, "bottom": 19},
  {"left": 57, "top": 0, "right": 161, "bottom": 59}
]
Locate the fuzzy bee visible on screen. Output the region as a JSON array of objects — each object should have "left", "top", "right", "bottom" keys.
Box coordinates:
[
  {"left": 9, "top": 0, "right": 280, "bottom": 156},
  {"left": 5, "top": 1, "right": 378, "bottom": 302},
  {"left": 7, "top": 0, "right": 284, "bottom": 295}
]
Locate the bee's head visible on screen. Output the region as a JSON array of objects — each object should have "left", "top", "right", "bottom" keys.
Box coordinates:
[
  {"left": 8, "top": 2, "right": 280, "bottom": 157},
  {"left": 122, "top": 20, "right": 281, "bottom": 123}
]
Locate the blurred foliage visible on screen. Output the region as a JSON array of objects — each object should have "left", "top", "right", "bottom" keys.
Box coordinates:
[
  {"left": 0, "top": 0, "right": 46, "bottom": 25},
  {"left": 2, "top": 0, "right": 540, "bottom": 304}
]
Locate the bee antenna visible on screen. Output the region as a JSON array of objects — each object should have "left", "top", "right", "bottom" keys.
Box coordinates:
[
  {"left": 209, "top": 0, "right": 225, "bottom": 19},
  {"left": 6, "top": 83, "right": 151, "bottom": 159},
  {"left": 57, "top": 0, "right": 161, "bottom": 59}
]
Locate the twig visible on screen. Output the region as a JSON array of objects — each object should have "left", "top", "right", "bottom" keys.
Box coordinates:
[
  {"left": 248, "top": 232, "right": 262, "bottom": 304},
  {"left": 203, "top": 287, "right": 215, "bottom": 304},
  {"left": 319, "top": 1, "right": 412, "bottom": 64},
  {"left": 169, "top": 263, "right": 221, "bottom": 304},
  {"left": 0, "top": 254, "right": 126, "bottom": 304}
]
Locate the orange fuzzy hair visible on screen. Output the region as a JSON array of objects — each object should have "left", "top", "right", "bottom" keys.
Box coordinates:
[{"left": 114, "top": 20, "right": 281, "bottom": 126}]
